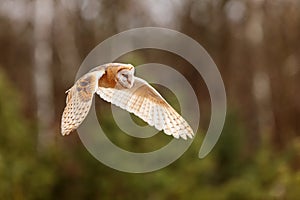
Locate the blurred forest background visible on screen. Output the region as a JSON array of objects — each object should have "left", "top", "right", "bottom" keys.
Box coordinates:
[{"left": 1, "top": 0, "right": 300, "bottom": 199}]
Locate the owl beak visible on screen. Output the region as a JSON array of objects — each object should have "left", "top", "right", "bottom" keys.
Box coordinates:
[
  {"left": 128, "top": 79, "right": 133, "bottom": 87},
  {"left": 127, "top": 75, "right": 134, "bottom": 87}
]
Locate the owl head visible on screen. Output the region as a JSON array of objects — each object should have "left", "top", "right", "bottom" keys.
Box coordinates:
[{"left": 116, "top": 64, "right": 134, "bottom": 88}]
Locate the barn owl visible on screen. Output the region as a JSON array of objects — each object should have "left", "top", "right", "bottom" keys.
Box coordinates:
[{"left": 61, "top": 63, "right": 194, "bottom": 140}]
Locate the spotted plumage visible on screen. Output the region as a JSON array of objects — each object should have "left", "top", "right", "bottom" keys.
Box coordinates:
[{"left": 61, "top": 63, "right": 194, "bottom": 140}]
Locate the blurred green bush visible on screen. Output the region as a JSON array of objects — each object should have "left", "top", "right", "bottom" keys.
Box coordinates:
[
  {"left": 0, "top": 69, "right": 55, "bottom": 199},
  {"left": 1, "top": 69, "right": 300, "bottom": 199}
]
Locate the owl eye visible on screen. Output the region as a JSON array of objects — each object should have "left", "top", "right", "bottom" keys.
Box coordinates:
[{"left": 123, "top": 74, "right": 128, "bottom": 79}]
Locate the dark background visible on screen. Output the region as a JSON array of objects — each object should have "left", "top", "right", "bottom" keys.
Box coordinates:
[{"left": 1, "top": 0, "right": 300, "bottom": 199}]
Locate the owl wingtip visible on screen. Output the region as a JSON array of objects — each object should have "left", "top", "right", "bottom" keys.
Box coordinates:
[
  {"left": 61, "top": 128, "right": 72, "bottom": 136},
  {"left": 178, "top": 131, "right": 194, "bottom": 140}
]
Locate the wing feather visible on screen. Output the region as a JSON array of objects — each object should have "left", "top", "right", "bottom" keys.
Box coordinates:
[
  {"left": 61, "top": 70, "right": 105, "bottom": 135},
  {"left": 96, "top": 77, "right": 194, "bottom": 139}
]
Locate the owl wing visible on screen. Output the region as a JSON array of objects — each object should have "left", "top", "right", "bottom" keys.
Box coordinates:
[
  {"left": 96, "top": 77, "right": 194, "bottom": 139},
  {"left": 61, "top": 70, "right": 105, "bottom": 135}
]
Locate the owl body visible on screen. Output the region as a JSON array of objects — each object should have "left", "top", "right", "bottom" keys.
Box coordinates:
[{"left": 61, "top": 63, "right": 194, "bottom": 140}]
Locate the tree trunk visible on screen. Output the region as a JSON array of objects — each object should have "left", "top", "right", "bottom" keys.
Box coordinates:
[{"left": 33, "top": 0, "right": 55, "bottom": 151}]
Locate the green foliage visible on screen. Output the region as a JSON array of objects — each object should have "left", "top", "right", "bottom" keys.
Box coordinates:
[
  {"left": 0, "top": 69, "right": 300, "bottom": 199},
  {"left": 0, "top": 70, "right": 56, "bottom": 199}
]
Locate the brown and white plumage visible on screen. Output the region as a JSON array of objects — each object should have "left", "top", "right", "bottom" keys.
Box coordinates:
[
  {"left": 61, "top": 69, "right": 105, "bottom": 135},
  {"left": 61, "top": 63, "right": 194, "bottom": 139}
]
